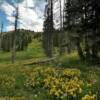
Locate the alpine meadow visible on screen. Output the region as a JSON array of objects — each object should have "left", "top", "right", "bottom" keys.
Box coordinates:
[{"left": 0, "top": 0, "right": 100, "bottom": 100}]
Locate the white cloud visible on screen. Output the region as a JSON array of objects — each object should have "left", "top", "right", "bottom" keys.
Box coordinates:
[
  {"left": 1, "top": 2, "right": 14, "bottom": 16},
  {"left": 0, "top": 0, "right": 45, "bottom": 32}
]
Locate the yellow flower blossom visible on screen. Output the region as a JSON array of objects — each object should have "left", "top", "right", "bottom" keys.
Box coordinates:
[
  {"left": 82, "top": 94, "right": 96, "bottom": 100},
  {"left": 25, "top": 66, "right": 96, "bottom": 100}
]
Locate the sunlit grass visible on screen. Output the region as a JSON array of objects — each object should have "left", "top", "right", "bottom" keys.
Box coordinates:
[{"left": 0, "top": 39, "right": 45, "bottom": 64}]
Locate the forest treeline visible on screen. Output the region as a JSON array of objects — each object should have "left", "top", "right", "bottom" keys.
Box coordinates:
[
  {"left": 0, "top": 29, "right": 43, "bottom": 52},
  {"left": 43, "top": 0, "right": 100, "bottom": 63},
  {"left": 1, "top": 29, "right": 33, "bottom": 52}
]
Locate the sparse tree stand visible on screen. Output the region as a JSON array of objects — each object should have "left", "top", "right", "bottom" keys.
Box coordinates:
[{"left": 11, "top": 6, "right": 19, "bottom": 63}]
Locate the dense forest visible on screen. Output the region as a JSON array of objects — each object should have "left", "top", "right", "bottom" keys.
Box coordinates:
[{"left": 43, "top": 0, "right": 100, "bottom": 64}]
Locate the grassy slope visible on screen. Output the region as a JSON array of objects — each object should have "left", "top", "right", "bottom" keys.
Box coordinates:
[
  {"left": 0, "top": 39, "right": 45, "bottom": 64},
  {"left": 0, "top": 39, "right": 46, "bottom": 98},
  {"left": 0, "top": 39, "right": 99, "bottom": 99},
  {"left": 0, "top": 39, "right": 57, "bottom": 99}
]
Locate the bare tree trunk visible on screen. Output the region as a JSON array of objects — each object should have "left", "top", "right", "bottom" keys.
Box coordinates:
[
  {"left": 0, "top": 22, "right": 3, "bottom": 51},
  {"left": 59, "top": 0, "right": 64, "bottom": 55},
  {"left": 11, "top": 38, "right": 16, "bottom": 63},
  {"left": 11, "top": 6, "right": 19, "bottom": 63}
]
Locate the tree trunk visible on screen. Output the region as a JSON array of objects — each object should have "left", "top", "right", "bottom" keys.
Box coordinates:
[
  {"left": 11, "top": 6, "right": 19, "bottom": 63},
  {"left": 48, "top": 32, "right": 53, "bottom": 58},
  {"left": 0, "top": 23, "right": 3, "bottom": 51},
  {"left": 76, "top": 41, "right": 84, "bottom": 60},
  {"left": 11, "top": 39, "right": 16, "bottom": 63},
  {"left": 91, "top": 44, "right": 98, "bottom": 60}
]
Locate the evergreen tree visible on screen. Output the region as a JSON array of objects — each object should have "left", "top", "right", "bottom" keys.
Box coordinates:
[
  {"left": 43, "top": 0, "right": 54, "bottom": 58},
  {"left": 63, "top": 0, "right": 100, "bottom": 62}
]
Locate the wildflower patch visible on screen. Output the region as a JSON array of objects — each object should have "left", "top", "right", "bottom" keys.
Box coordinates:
[{"left": 25, "top": 67, "right": 97, "bottom": 100}]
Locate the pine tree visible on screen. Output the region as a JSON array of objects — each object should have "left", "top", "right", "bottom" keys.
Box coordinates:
[
  {"left": 63, "top": 0, "right": 100, "bottom": 62},
  {"left": 43, "top": 0, "right": 54, "bottom": 58}
]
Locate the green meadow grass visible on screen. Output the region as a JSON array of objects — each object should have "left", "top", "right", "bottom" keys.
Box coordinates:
[
  {"left": 0, "top": 39, "right": 45, "bottom": 64},
  {"left": 0, "top": 39, "right": 99, "bottom": 99}
]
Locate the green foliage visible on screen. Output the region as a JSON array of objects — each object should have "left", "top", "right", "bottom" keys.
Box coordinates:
[
  {"left": 2, "top": 29, "right": 33, "bottom": 52},
  {"left": 0, "top": 39, "right": 99, "bottom": 100},
  {"left": 62, "top": 0, "right": 100, "bottom": 62}
]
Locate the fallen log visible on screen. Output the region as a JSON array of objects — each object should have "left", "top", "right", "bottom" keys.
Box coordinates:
[{"left": 23, "top": 57, "right": 56, "bottom": 65}]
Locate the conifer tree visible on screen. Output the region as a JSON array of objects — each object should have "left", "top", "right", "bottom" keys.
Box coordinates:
[{"left": 43, "top": 0, "right": 54, "bottom": 58}]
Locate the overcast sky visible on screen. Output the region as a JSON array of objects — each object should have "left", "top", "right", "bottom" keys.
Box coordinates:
[{"left": 0, "top": 0, "right": 46, "bottom": 32}]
